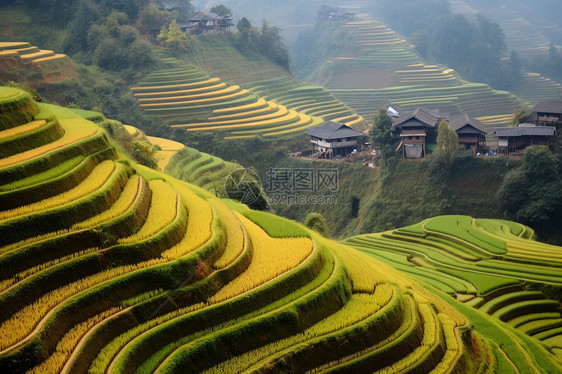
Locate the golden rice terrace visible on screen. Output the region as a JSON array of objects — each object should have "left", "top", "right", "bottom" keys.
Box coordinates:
[{"left": 0, "top": 86, "right": 561, "bottom": 373}]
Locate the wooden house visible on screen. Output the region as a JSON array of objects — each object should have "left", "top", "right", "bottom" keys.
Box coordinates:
[
  {"left": 494, "top": 124, "right": 556, "bottom": 155},
  {"left": 391, "top": 108, "right": 441, "bottom": 159},
  {"left": 391, "top": 108, "right": 491, "bottom": 158},
  {"left": 307, "top": 121, "right": 365, "bottom": 159},
  {"left": 448, "top": 112, "right": 488, "bottom": 153},
  {"left": 318, "top": 6, "right": 355, "bottom": 22},
  {"left": 188, "top": 12, "right": 234, "bottom": 34},
  {"left": 532, "top": 101, "right": 562, "bottom": 127}
]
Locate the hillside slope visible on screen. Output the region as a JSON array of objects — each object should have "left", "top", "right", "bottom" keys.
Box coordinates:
[
  {"left": 2, "top": 86, "right": 561, "bottom": 373},
  {"left": 295, "top": 14, "right": 526, "bottom": 127}
]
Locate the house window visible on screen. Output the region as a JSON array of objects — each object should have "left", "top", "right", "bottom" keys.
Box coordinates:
[{"left": 415, "top": 136, "right": 420, "bottom": 140}]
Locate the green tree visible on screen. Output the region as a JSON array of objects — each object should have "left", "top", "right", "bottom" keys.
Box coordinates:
[
  {"left": 210, "top": 4, "right": 232, "bottom": 16},
  {"left": 236, "top": 17, "right": 257, "bottom": 53},
  {"left": 136, "top": 4, "right": 172, "bottom": 36},
  {"left": 159, "top": 20, "right": 191, "bottom": 54},
  {"left": 258, "top": 21, "right": 290, "bottom": 70},
  {"left": 304, "top": 212, "right": 329, "bottom": 236},
  {"left": 497, "top": 146, "right": 562, "bottom": 240},
  {"left": 175, "top": 0, "right": 194, "bottom": 23},
  {"left": 132, "top": 140, "right": 158, "bottom": 169},
  {"left": 369, "top": 108, "right": 393, "bottom": 148},
  {"left": 435, "top": 119, "right": 458, "bottom": 168},
  {"left": 512, "top": 107, "right": 529, "bottom": 127}
]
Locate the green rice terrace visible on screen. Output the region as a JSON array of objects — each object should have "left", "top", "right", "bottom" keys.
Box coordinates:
[
  {"left": 306, "top": 16, "right": 533, "bottom": 128},
  {"left": 131, "top": 58, "right": 363, "bottom": 139},
  {"left": 1, "top": 85, "right": 562, "bottom": 373},
  {"left": 344, "top": 215, "right": 562, "bottom": 365}
]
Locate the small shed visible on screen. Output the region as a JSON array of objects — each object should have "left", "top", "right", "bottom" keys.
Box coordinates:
[
  {"left": 307, "top": 121, "right": 365, "bottom": 159},
  {"left": 494, "top": 125, "right": 556, "bottom": 155}
]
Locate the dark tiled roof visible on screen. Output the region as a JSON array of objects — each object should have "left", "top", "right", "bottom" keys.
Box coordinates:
[
  {"left": 190, "top": 12, "right": 220, "bottom": 22},
  {"left": 448, "top": 112, "right": 488, "bottom": 134},
  {"left": 494, "top": 126, "right": 556, "bottom": 137},
  {"left": 306, "top": 121, "right": 364, "bottom": 140},
  {"left": 532, "top": 101, "right": 562, "bottom": 114},
  {"left": 392, "top": 108, "right": 441, "bottom": 130}
]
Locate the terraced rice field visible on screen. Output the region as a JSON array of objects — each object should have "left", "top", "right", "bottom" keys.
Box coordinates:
[
  {"left": 496, "top": 18, "right": 551, "bottom": 59},
  {"left": 515, "top": 72, "right": 562, "bottom": 104},
  {"left": 311, "top": 15, "right": 527, "bottom": 124},
  {"left": 0, "top": 42, "right": 67, "bottom": 65},
  {"left": 344, "top": 215, "right": 562, "bottom": 365},
  {"left": 162, "top": 145, "right": 241, "bottom": 192},
  {"left": 243, "top": 77, "right": 364, "bottom": 128},
  {"left": 1, "top": 86, "right": 561, "bottom": 373},
  {"left": 332, "top": 83, "right": 524, "bottom": 128},
  {"left": 131, "top": 59, "right": 323, "bottom": 138}
]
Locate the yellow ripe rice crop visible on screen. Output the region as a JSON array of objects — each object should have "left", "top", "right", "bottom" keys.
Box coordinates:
[
  {"left": 176, "top": 106, "right": 289, "bottom": 128},
  {"left": 123, "top": 125, "right": 144, "bottom": 140},
  {"left": 208, "top": 212, "right": 312, "bottom": 303},
  {"left": 161, "top": 182, "right": 212, "bottom": 260},
  {"left": 186, "top": 110, "right": 299, "bottom": 132},
  {"left": 345, "top": 117, "right": 365, "bottom": 128},
  {"left": 31, "top": 54, "right": 67, "bottom": 64},
  {"left": 0, "top": 117, "right": 99, "bottom": 168},
  {"left": 137, "top": 85, "right": 241, "bottom": 103},
  {"left": 206, "top": 289, "right": 393, "bottom": 373},
  {"left": 0, "top": 258, "right": 165, "bottom": 351},
  {"left": 19, "top": 50, "right": 54, "bottom": 60},
  {"left": 212, "top": 201, "right": 245, "bottom": 270},
  {"left": 73, "top": 175, "right": 142, "bottom": 230},
  {"left": 237, "top": 113, "right": 310, "bottom": 135},
  {"left": 316, "top": 239, "right": 380, "bottom": 293},
  {"left": 211, "top": 98, "right": 267, "bottom": 114},
  {"left": 207, "top": 101, "right": 276, "bottom": 121},
  {"left": 118, "top": 180, "right": 178, "bottom": 245},
  {"left": 26, "top": 307, "right": 121, "bottom": 374},
  {"left": 145, "top": 136, "right": 185, "bottom": 171},
  {"left": 145, "top": 137, "right": 184, "bottom": 152},
  {"left": 0, "top": 160, "right": 115, "bottom": 221},
  {"left": 139, "top": 89, "right": 250, "bottom": 108},
  {"left": 0, "top": 248, "right": 97, "bottom": 293},
  {"left": 0, "top": 119, "right": 46, "bottom": 141},
  {"left": 133, "top": 82, "right": 227, "bottom": 98},
  {"left": 131, "top": 77, "right": 221, "bottom": 92},
  {"left": 0, "top": 228, "right": 72, "bottom": 256},
  {"left": 89, "top": 302, "right": 206, "bottom": 373}
]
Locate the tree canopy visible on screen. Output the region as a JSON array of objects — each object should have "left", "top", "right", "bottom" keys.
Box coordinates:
[
  {"left": 210, "top": 4, "right": 232, "bottom": 17},
  {"left": 369, "top": 108, "right": 393, "bottom": 149},
  {"left": 497, "top": 146, "right": 562, "bottom": 239},
  {"left": 304, "top": 212, "right": 329, "bottom": 236},
  {"left": 435, "top": 119, "right": 458, "bottom": 168},
  {"left": 158, "top": 19, "right": 192, "bottom": 55}
]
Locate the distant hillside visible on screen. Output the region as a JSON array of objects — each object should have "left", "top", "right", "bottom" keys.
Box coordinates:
[
  {"left": 292, "top": 13, "right": 527, "bottom": 128},
  {"left": 1, "top": 86, "right": 561, "bottom": 372}
]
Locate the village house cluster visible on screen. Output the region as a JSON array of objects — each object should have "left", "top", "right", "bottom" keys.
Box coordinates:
[{"left": 306, "top": 100, "right": 561, "bottom": 160}]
